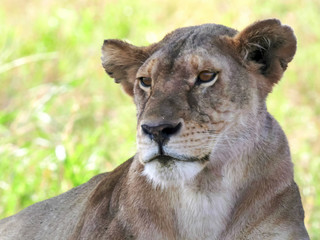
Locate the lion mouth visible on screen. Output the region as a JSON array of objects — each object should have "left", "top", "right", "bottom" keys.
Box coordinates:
[
  {"left": 145, "top": 154, "right": 209, "bottom": 165},
  {"left": 148, "top": 155, "right": 180, "bottom": 165}
]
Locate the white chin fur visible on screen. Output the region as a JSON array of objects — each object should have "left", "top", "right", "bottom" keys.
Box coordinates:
[{"left": 142, "top": 160, "right": 205, "bottom": 189}]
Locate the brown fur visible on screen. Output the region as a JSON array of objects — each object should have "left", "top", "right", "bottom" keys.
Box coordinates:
[{"left": 0, "top": 19, "right": 309, "bottom": 240}]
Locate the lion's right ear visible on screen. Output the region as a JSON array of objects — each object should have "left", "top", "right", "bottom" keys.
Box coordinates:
[{"left": 101, "top": 40, "right": 150, "bottom": 96}]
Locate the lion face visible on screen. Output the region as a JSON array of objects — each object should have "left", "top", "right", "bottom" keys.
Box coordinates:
[
  {"left": 134, "top": 44, "right": 254, "bottom": 188},
  {"left": 102, "top": 20, "right": 296, "bottom": 188}
]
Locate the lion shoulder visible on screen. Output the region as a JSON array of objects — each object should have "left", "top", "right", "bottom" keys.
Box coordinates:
[{"left": 0, "top": 173, "right": 106, "bottom": 240}]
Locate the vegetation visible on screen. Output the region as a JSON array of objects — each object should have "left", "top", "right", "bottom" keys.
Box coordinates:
[{"left": 0, "top": 0, "right": 319, "bottom": 238}]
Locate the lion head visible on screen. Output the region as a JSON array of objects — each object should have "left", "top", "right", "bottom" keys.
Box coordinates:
[{"left": 101, "top": 19, "right": 296, "bottom": 189}]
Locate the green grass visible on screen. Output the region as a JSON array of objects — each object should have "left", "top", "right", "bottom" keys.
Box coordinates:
[{"left": 0, "top": 0, "right": 319, "bottom": 238}]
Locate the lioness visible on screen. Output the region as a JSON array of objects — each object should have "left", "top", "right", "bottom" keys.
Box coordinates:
[{"left": 0, "top": 19, "right": 309, "bottom": 240}]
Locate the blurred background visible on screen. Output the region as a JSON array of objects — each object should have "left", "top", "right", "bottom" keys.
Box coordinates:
[{"left": 0, "top": 0, "right": 319, "bottom": 237}]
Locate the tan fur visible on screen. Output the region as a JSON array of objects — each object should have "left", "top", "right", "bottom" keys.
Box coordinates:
[{"left": 0, "top": 19, "right": 309, "bottom": 240}]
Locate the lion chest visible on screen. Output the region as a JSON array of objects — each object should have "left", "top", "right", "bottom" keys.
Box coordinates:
[{"left": 173, "top": 187, "right": 234, "bottom": 240}]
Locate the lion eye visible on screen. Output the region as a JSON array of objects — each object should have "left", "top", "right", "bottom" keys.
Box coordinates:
[
  {"left": 196, "top": 71, "right": 218, "bottom": 84},
  {"left": 138, "top": 77, "right": 152, "bottom": 88}
]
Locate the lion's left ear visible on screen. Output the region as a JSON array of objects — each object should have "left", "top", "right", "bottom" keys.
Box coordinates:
[
  {"left": 101, "top": 40, "right": 151, "bottom": 96},
  {"left": 229, "top": 19, "right": 296, "bottom": 85}
]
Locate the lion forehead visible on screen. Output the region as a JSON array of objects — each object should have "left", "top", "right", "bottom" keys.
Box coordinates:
[
  {"left": 160, "top": 24, "right": 238, "bottom": 46},
  {"left": 137, "top": 25, "right": 239, "bottom": 84}
]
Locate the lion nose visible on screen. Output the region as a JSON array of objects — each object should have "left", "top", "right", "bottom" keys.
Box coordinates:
[{"left": 141, "top": 122, "right": 182, "bottom": 144}]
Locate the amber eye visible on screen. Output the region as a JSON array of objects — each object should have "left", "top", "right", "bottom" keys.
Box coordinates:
[
  {"left": 138, "top": 77, "right": 152, "bottom": 88},
  {"left": 196, "top": 71, "right": 218, "bottom": 84}
]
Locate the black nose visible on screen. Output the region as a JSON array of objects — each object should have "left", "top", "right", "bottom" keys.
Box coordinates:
[{"left": 141, "top": 122, "right": 182, "bottom": 144}]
